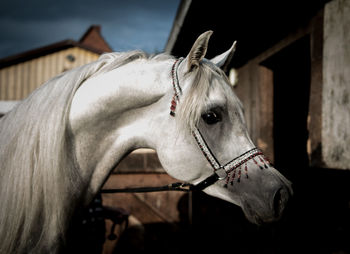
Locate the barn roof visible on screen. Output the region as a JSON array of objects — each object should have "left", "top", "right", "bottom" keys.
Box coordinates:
[
  {"left": 166, "top": 0, "right": 330, "bottom": 68},
  {"left": 0, "top": 25, "right": 112, "bottom": 69}
]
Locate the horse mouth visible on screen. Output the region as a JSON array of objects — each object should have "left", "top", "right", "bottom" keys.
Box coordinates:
[
  {"left": 241, "top": 200, "right": 283, "bottom": 225},
  {"left": 242, "top": 208, "right": 275, "bottom": 225},
  {"left": 241, "top": 203, "right": 265, "bottom": 225}
]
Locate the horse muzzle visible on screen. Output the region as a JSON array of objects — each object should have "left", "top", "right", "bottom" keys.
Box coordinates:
[{"left": 241, "top": 180, "right": 292, "bottom": 225}]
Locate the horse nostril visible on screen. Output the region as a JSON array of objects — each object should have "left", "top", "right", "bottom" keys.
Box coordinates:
[{"left": 273, "top": 188, "right": 287, "bottom": 218}]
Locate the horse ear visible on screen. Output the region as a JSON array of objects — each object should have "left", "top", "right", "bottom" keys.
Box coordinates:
[
  {"left": 210, "top": 41, "right": 237, "bottom": 69},
  {"left": 186, "top": 30, "right": 213, "bottom": 71}
]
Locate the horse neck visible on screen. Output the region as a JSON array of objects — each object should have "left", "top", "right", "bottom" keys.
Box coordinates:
[
  {"left": 70, "top": 58, "right": 171, "bottom": 126},
  {"left": 69, "top": 58, "right": 173, "bottom": 199}
]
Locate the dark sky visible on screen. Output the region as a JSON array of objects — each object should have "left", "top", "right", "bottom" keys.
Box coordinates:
[{"left": 0, "top": 0, "right": 180, "bottom": 58}]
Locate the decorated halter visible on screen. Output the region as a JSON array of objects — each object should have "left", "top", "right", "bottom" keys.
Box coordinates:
[
  {"left": 101, "top": 58, "right": 272, "bottom": 194},
  {"left": 170, "top": 58, "right": 271, "bottom": 189}
]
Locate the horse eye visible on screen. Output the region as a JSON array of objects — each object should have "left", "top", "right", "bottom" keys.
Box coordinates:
[{"left": 201, "top": 111, "right": 222, "bottom": 125}]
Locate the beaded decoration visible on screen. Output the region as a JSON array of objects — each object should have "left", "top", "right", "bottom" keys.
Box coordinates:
[
  {"left": 170, "top": 57, "right": 184, "bottom": 116},
  {"left": 170, "top": 58, "right": 271, "bottom": 187},
  {"left": 223, "top": 148, "right": 270, "bottom": 187},
  {"left": 192, "top": 128, "right": 221, "bottom": 171}
]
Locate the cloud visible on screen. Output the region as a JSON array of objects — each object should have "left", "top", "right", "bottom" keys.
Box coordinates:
[
  {"left": 0, "top": 0, "right": 179, "bottom": 58},
  {"left": 0, "top": 18, "right": 89, "bottom": 57}
]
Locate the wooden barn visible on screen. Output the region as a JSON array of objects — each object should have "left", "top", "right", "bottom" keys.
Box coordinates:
[
  {"left": 0, "top": 25, "right": 111, "bottom": 102},
  {"left": 164, "top": 0, "right": 350, "bottom": 253}
]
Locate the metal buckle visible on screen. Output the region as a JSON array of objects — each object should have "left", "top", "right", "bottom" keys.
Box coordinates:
[{"left": 215, "top": 167, "right": 227, "bottom": 180}]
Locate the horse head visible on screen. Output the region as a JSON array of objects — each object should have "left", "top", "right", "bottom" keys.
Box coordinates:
[{"left": 154, "top": 31, "right": 293, "bottom": 224}]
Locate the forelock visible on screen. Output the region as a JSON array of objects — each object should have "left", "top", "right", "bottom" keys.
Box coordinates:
[{"left": 176, "top": 62, "right": 219, "bottom": 130}]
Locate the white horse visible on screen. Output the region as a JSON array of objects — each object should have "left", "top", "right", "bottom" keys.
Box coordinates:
[{"left": 0, "top": 31, "right": 292, "bottom": 253}]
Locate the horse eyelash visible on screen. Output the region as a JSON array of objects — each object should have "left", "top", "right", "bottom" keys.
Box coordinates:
[{"left": 203, "top": 104, "right": 225, "bottom": 115}]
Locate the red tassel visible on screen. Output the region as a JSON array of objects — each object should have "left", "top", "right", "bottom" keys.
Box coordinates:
[
  {"left": 237, "top": 169, "right": 241, "bottom": 182},
  {"left": 230, "top": 170, "right": 236, "bottom": 185},
  {"left": 225, "top": 171, "right": 231, "bottom": 187},
  {"left": 258, "top": 156, "right": 268, "bottom": 169}
]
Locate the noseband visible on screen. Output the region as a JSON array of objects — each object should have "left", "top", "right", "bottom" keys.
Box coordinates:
[{"left": 101, "top": 58, "right": 270, "bottom": 194}]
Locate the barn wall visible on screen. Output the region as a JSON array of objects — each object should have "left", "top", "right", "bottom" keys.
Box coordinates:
[
  {"left": 233, "top": 19, "right": 312, "bottom": 163},
  {"left": 234, "top": 4, "right": 350, "bottom": 171},
  {"left": 0, "top": 47, "right": 99, "bottom": 100},
  {"left": 322, "top": 0, "right": 350, "bottom": 169},
  {"left": 234, "top": 64, "right": 274, "bottom": 162},
  {"left": 102, "top": 149, "right": 187, "bottom": 225}
]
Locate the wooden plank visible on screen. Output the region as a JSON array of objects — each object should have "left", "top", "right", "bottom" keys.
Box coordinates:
[
  {"left": 257, "top": 66, "right": 274, "bottom": 162},
  {"left": 308, "top": 9, "right": 324, "bottom": 167},
  {"left": 0, "top": 68, "right": 8, "bottom": 99},
  {"left": 322, "top": 0, "right": 350, "bottom": 169},
  {"left": 15, "top": 64, "right": 22, "bottom": 99},
  {"left": 235, "top": 64, "right": 253, "bottom": 138},
  {"left": 56, "top": 49, "right": 64, "bottom": 74},
  {"left": 7, "top": 66, "right": 15, "bottom": 100},
  {"left": 22, "top": 62, "right": 30, "bottom": 99},
  {"left": 36, "top": 57, "right": 44, "bottom": 88},
  {"left": 29, "top": 58, "right": 37, "bottom": 96},
  {"left": 235, "top": 63, "right": 274, "bottom": 162}
]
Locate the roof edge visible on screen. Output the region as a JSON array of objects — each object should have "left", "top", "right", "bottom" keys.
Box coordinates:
[
  {"left": 79, "top": 25, "right": 113, "bottom": 52},
  {"left": 164, "top": 0, "right": 192, "bottom": 53},
  {"left": 0, "top": 39, "right": 105, "bottom": 69}
]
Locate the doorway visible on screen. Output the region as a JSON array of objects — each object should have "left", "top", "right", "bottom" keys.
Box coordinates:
[{"left": 262, "top": 36, "right": 311, "bottom": 179}]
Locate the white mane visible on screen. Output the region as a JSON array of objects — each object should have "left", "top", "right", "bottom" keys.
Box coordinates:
[{"left": 0, "top": 51, "right": 147, "bottom": 253}]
